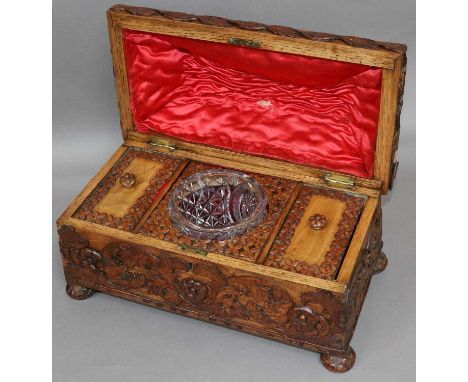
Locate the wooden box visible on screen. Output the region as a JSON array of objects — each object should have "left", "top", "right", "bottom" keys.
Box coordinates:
[{"left": 57, "top": 4, "right": 407, "bottom": 373}]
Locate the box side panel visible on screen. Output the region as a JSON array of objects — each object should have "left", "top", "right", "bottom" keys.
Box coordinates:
[
  {"left": 374, "top": 56, "right": 407, "bottom": 193},
  {"left": 58, "top": 223, "right": 352, "bottom": 355},
  {"left": 340, "top": 201, "right": 385, "bottom": 345}
]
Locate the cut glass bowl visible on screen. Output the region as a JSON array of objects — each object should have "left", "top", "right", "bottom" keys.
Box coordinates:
[{"left": 169, "top": 169, "right": 268, "bottom": 240}]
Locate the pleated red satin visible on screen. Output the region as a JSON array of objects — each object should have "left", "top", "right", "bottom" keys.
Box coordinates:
[{"left": 122, "top": 29, "right": 382, "bottom": 178}]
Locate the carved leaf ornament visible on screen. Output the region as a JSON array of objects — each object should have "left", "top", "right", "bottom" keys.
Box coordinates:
[{"left": 59, "top": 226, "right": 346, "bottom": 344}]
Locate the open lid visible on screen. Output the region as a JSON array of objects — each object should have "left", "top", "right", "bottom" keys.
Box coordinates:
[{"left": 107, "top": 4, "right": 407, "bottom": 194}]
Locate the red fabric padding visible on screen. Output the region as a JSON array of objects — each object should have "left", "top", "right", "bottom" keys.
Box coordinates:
[{"left": 122, "top": 29, "right": 382, "bottom": 178}]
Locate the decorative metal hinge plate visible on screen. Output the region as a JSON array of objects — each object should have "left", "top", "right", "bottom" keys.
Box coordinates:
[
  {"left": 323, "top": 173, "right": 355, "bottom": 190},
  {"left": 228, "top": 37, "right": 261, "bottom": 48},
  {"left": 178, "top": 244, "right": 208, "bottom": 256},
  {"left": 149, "top": 138, "right": 176, "bottom": 151}
]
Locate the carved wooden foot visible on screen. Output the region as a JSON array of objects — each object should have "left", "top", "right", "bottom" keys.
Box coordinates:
[
  {"left": 320, "top": 347, "right": 356, "bottom": 373},
  {"left": 66, "top": 284, "right": 96, "bottom": 300},
  {"left": 373, "top": 251, "right": 388, "bottom": 275}
]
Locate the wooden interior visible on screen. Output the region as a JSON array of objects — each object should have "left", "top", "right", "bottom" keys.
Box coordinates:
[
  {"left": 61, "top": 143, "right": 375, "bottom": 287},
  {"left": 126, "top": 134, "right": 382, "bottom": 194},
  {"left": 138, "top": 160, "right": 299, "bottom": 263},
  {"left": 107, "top": 5, "right": 406, "bottom": 194}
]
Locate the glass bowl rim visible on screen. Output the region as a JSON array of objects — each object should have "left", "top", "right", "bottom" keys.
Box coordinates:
[{"left": 168, "top": 169, "right": 268, "bottom": 236}]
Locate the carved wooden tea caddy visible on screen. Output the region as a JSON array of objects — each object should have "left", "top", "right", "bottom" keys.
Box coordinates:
[{"left": 57, "top": 4, "right": 406, "bottom": 373}]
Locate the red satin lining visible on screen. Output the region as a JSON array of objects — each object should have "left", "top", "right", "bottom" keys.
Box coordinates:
[{"left": 123, "top": 29, "right": 382, "bottom": 178}]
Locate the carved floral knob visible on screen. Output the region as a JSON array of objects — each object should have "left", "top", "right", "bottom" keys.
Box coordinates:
[
  {"left": 179, "top": 278, "right": 208, "bottom": 305},
  {"left": 120, "top": 172, "right": 136, "bottom": 188},
  {"left": 309, "top": 214, "right": 327, "bottom": 230}
]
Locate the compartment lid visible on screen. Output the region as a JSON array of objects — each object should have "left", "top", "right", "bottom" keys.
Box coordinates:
[{"left": 107, "top": 4, "right": 407, "bottom": 194}]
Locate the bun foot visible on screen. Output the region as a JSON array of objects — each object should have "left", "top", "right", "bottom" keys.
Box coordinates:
[
  {"left": 320, "top": 347, "right": 356, "bottom": 373},
  {"left": 373, "top": 251, "right": 388, "bottom": 275},
  {"left": 66, "top": 284, "right": 96, "bottom": 300}
]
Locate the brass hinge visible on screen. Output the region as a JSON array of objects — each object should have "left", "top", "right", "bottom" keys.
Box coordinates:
[
  {"left": 323, "top": 173, "right": 355, "bottom": 190},
  {"left": 149, "top": 137, "right": 176, "bottom": 151},
  {"left": 228, "top": 37, "right": 261, "bottom": 48},
  {"left": 178, "top": 244, "right": 208, "bottom": 256}
]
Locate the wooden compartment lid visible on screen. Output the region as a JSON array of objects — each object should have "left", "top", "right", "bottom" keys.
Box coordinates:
[{"left": 107, "top": 4, "right": 407, "bottom": 194}]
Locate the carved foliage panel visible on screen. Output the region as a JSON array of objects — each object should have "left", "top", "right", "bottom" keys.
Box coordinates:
[
  {"left": 341, "top": 201, "right": 382, "bottom": 342},
  {"left": 138, "top": 161, "right": 298, "bottom": 262},
  {"left": 110, "top": 4, "right": 408, "bottom": 54},
  {"left": 389, "top": 55, "right": 407, "bottom": 190},
  {"left": 59, "top": 226, "right": 348, "bottom": 349}
]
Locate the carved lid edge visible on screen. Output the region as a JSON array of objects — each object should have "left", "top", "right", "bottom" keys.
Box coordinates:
[{"left": 109, "top": 4, "right": 407, "bottom": 54}]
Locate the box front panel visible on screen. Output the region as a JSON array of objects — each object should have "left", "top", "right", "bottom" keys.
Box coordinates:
[{"left": 58, "top": 224, "right": 350, "bottom": 354}]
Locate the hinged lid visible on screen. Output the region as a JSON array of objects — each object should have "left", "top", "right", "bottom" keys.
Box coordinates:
[
  {"left": 148, "top": 137, "right": 176, "bottom": 152},
  {"left": 323, "top": 173, "right": 355, "bottom": 190},
  {"left": 107, "top": 4, "right": 407, "bottom": 194}
]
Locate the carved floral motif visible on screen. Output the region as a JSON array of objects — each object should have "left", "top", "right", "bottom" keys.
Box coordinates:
[
  {"left": 59, "top": 226, "right": 346, "bottom": 346},
  {"left": 177, "top": 279, "right": 208, "bottom": 305},
  {"left": 285, "top": 289, "right": 345, "bottom": 349},
  {"left": 218, "top": 276, "right": 293, "bottom": 325},
  {"left": 289, "top": 306, "right": 329, "bottom": 337},
  {"left": 119, "top": 172, "right": 136, "bottom": 188},
  {"left": 309, "top": 214, "right": 328, "bottom": 230}
]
